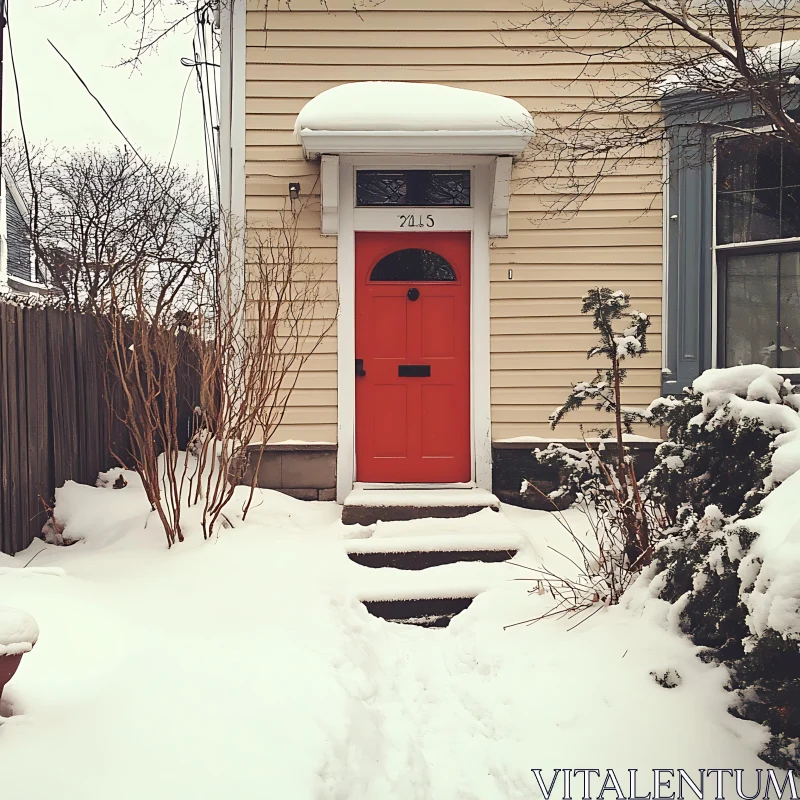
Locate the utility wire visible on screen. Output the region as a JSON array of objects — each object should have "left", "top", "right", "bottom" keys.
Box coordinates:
[
  {"left": 47, "top": 38, "right": 208, "bottom": 232},
  {"left": 48, "top": 39, "right": 153, "bottom": 183},
  {"left": 168, "top": 69, "right": 194, "bottom": 170}
]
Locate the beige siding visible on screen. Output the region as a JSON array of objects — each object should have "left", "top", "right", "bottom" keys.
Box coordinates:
[{"left": 244, "top": 0, "right": 663, "bottom": 442}]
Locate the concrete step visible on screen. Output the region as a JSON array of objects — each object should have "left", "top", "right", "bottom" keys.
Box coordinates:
[
  {"left": 363, "top": 597, "right": 475, "bottom": 628},
  {"left": 346, "top": 531, "right": 522, "bottom": 571},
  {"left": 346, "top": 506, "right": 524, "bottom": 627},
  {"left": 342, "top": 486, "right": 500, "bottom": 526}
]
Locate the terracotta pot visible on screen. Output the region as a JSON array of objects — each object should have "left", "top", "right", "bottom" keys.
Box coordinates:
[{"left": 0, "top": 654, "right": 23, "bottom": 703}]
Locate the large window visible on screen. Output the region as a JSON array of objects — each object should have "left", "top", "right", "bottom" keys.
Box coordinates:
[{"left": 717, "top": 135, "right": 800, "bottom": 368}]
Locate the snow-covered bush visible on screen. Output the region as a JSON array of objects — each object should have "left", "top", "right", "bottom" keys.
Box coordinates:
[
  {"left": 645, "top": 364, "right": 800, "bottom": 523},
  {"left": 529, "top": 290, "right": 800, "bottom": 764},
  {"left": 640, "top": 364, "right": 800, "bottom": 770}
]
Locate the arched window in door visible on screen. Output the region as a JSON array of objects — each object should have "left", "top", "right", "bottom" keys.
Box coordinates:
[{"left": 370, "top": 248, "right": 457, "bottom": 282}]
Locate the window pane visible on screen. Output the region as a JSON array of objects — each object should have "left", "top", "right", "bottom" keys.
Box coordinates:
[
  {"left": 717, "top": 136, "right": 782, "bottom": 192},
  {"left": 782, "top": 141, "right": 800, "bottom": 188},
  {"left": 356, "top": 170, "right": 470, "bottom": 207},
  {"left": 356, "top": 172, "right": 407, "bottom": 206},
  {"left": 726, "top": 252, "right": 779, "bottom": 367},
  {"left": 782, "top": 186, "right": 800, "bottom": 239},
  {"left": 718, "top": 189, "right": 781, "bottom": 244},
  {"left": 370, "top": 249, "right": 456, "bottom": 281},
  {"left": 780, "top": 251, "right": 800, "bottom": 368},
  {"left": 423, "top": 172, "right": 471, "bottom": 206}
]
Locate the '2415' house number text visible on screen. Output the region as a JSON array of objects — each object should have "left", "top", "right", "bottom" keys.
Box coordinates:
[{"left": 398, "top": 214, "right": 435, "bottom": 228}]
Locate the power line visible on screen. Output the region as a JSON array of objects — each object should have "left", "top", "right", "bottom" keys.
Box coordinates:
[
  {"left": 168, "top": 69, "right": 194, "bottom": 170},
  {"left": 48, "top": 39, "right": 153, "bottom": 181}
]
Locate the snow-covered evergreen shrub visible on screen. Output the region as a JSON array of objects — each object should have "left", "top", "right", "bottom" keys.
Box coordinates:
[
  {"left": 645, "top": 364, "right": 799, "bottom": 523},
  {"left": 640, "top": 364, "right": 800, "bottom": 769},
  {"left": 522, "top": 288, "right": 662, "bottom": 611},
  {"left": 524, "top": 288, "right": 657, "bottom": 562}
]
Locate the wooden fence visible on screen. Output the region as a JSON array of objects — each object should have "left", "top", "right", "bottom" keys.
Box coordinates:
[{"left": 0, "top": 301, "right": 200, "bottom": 555}]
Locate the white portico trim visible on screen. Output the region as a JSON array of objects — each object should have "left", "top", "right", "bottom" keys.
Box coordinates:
[
  {"left": 300, "top": 130, "right": 531, "bottom": 160},
  {"left": 295, "top": 82, "right": 533, "bottom": 243},
  {"left": 293, "top": 82, "right": 534, "bottom": 501}
]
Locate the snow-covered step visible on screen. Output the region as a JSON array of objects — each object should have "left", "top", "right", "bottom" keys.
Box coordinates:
[
  {"left": 345, "top": 532, "right": 523, "bottom": 570},
  {"left": 353, "top": 559, "right": 516, "bottom": 628},
  {"left": 363, "top": 597, "right": 475, "bottom": 628},
  {"left": 342, "top": 486, "right": 500, "bottom": 525}
]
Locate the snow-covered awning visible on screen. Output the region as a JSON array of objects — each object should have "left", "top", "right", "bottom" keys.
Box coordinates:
[{"left": 294, "top": 82, "right": 534, "bottom": 159}]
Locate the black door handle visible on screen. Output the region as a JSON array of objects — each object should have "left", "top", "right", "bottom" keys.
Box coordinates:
[{"left": 355, "top": 358, "right": 366, "bottom": 377}]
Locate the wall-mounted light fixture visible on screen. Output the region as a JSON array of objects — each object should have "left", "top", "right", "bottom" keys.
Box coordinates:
[{"left": 288, "top": 182, "right": 301, "bottom": 201}]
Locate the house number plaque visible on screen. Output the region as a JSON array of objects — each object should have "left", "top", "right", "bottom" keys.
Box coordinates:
[{"left": 398, "top": 214, "right": 435, "bottom": 229}]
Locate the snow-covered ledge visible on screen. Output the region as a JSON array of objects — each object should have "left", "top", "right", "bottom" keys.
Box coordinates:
[{"left": 294, "top": 82, "right": 534, "bottom": 159}]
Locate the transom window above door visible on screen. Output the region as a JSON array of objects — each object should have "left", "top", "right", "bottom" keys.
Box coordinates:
[
  {"left": 716, "top": 134, "right": 800, "bottom": 369},
  {"left": 356, "top": 170, "right": 470, "bottom": 207}
]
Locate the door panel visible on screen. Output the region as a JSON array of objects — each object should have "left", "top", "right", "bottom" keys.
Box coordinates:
[
  {"left": 355, "top": 231, "right": 471, "bottom": 483},
  {"left": 421, "top": 296, "right": 455, "bottom": 358},
  {"left": 372, "top": 385, "right": 408, "bottom": 457},
  {"left": 420, "top": 384, "right": 455, "bottom": 458}
]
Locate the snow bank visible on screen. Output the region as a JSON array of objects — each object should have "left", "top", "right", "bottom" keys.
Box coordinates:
[
  {"left": 0, "top": 473, "right": 770, "bottom": 797},
  {"left": 0, "top": 607, "right": 39, "bottom": 656},
  {"left": 294, "top": 81, "right": 534, "bottom": 135}
]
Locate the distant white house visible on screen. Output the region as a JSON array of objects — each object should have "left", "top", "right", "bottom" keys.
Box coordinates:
[{"left": 0, "top": 165, "right": 47, "bottom": 295}]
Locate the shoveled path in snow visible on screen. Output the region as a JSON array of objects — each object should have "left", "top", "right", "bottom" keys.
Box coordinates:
[{"left": 0, "top": 479, "right": 769, "bottom": 799}]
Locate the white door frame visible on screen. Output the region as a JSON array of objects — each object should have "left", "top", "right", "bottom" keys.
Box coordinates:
[{"left": 335, "top": 155, "right": 493, "bottom": 502}]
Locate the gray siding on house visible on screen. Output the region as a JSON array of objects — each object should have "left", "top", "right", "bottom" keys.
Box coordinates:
[{"left": 6, "top": 191, "right": 32, "bottom": 282}]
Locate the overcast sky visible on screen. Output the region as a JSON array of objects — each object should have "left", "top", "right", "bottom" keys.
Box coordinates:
[{"left": 3, "top": 1, "right": 208, "bottom": 172}]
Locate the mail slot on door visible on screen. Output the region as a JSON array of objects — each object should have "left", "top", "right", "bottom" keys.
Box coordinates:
[{"left": 398, "top": 364, "right": 431, "bottom": 378}]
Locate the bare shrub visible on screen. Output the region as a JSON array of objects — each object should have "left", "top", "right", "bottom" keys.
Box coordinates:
[
  {"left": 188, "top": 207, "right": 335, "bottom": 537},
  {"left": 99, "top": 248, "right": 208, "bottom": 547}
]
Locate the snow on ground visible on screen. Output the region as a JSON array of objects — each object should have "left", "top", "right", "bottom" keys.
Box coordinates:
[{"left": 0, "top": 472, "right": 769, "bottom": 799}]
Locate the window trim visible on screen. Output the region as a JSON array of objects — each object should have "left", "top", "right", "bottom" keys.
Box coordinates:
[{"left": 661, "top": 87, "right": 800, "bottom": 395}]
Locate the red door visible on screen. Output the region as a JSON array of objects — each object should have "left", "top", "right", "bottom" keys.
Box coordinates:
[{"left": 355, "top": 231, "right": 471, "bottom": 483}]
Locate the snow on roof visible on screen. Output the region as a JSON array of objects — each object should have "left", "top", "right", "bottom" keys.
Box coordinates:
[
  {"left": 294, "top": 82, "right": 534, "bottom": 158},
  {"left": 660, "top": 40, "right": 800, "bottom": 95},
  {"left": 295, "top": 82, "right": 533, "bottom": 134}
]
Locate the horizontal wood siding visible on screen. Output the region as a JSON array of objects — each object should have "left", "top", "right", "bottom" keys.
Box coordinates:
[{"left": 245, "top": 0, "right": 662, "bottom": 442}]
